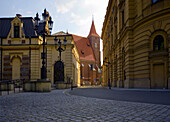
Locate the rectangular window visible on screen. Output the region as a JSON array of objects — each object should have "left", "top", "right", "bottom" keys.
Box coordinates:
[
  {"left": 95, "top": 43, "right": 97, "bottom": 48},
  {"left": 14, "top": 26, "right": 19, "bottom": 38},
  {"left": 115, "top": 25, "right": 117, "bottom": 38},
  {"left": 122, "top": 10, "right": 124, "bottom": 26},
  {"left": 112, "top": 7, "right": 114, "bottom": 13},
  {"left": 22, "top": 40, "right": 25, "bottom": 44},
  {"left": 152, "top": 0, "right": 160, "bottom": 4},
  {"left": 91, "top": 64, "right": 93, "bottom": 71},
  {"left": 111, "top": 34, "right": 113, "bottom": 46},
  {"left": 8, "top": 40, "right": 11, "bottom": 44}
]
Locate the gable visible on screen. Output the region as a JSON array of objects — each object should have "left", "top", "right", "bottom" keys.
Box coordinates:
[{"left": 8, "top": 17, "right": 24, "bottom": 38}]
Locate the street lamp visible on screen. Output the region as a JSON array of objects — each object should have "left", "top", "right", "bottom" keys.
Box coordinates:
[
  {"left": 34, "top": 9, "right": 54, "bottom": 79},
  {"left": 103, "top": 57, "right": 111, "bottom": 89},
  {"left": 54, "top": 36, "right": 67, "bottom": 61},
  {"left": 48, "top": 16, "right": 53, "bottom": 35}
]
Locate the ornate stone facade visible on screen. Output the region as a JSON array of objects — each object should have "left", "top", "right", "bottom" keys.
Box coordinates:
[{"left": 102, "top": 0, "right": 170, "bottom": 89}]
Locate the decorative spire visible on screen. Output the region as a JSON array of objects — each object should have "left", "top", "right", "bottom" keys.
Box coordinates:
[{"left": 88, "top": 17, "right": 100, "bottom": 38}]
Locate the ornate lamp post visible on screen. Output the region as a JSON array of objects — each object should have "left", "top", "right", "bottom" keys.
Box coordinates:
[
  {"left": 103, "top": 57, "right": 111, "bottom": 89},
  {"left": 54, "top": 36, "right": 67, "bottom": 61},
  {"left": 34, "top": 9, "right": 53, "bottom": 79}
]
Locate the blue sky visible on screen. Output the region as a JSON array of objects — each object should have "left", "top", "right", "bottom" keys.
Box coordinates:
[
  {"left": 0, "top": 0, "right": 108, "bottom": 36},
  {"left": 0, "top": 0, "right": 109, "bottom": 63}
]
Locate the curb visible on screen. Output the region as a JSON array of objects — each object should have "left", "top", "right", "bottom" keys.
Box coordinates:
[{"left": 104, "top": 87, "right": 170, "bottom": 92}]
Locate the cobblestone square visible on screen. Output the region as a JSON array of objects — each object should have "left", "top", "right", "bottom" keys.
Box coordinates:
[{"left": 0, "top": 89, "right": 170, "bottom": 121}]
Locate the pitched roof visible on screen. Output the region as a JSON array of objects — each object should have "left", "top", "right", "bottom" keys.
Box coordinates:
[
  {"left": 0, "top": 17, "right": 37, "bottom": 38},
  {"left": 0, "top": 18, "right": 13, "bottom": 38},
  {"left": 53, "top": 31, "right": 68, "bottom": 36},
  {"left": 88, "top": 20, "right": 100, "bottom": 38},
  {"left": 22, "top": 18, "right": 37, "bottom": 37},
  {"left": 72, "top": 34, "right": 96, "bottom": 62}
]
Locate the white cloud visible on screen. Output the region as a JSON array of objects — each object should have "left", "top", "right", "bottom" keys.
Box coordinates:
[
  {"left": 84, "top": 0, "right": 97, "bottom": 5},
  {"left": 26, "top": 11, "right": 33, "bottom": 15},
  {"left": 70, "top": 13, "right": 80, "bottom": 20},
  {"left": 18, "top": 9, "right": 22, "bottom": 12},
  {"left": 53, "top": 0, "right": 108, "bottom": 36},
  {"left": 68, "top": 0, "right": 108, "bottom": 37},
  {"left": 55, "top": 0, "right": 77, "bottom": 14},
  {"left": 70, "top": 12, "right": 90, "bottom": 26}
]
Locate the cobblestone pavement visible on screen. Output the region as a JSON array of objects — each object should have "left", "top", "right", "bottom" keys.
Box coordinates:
[{"left": 0, "top": 89, "right": 170, "bottom": 122}]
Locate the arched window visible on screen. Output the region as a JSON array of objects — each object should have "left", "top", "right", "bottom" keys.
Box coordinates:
[{"left": 153, "top": 35, "right": 164, "bottom": 51}]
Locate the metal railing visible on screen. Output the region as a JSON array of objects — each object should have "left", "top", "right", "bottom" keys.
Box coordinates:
[{"left": 0, "top": 79, "right": 25, "bottom": 96}]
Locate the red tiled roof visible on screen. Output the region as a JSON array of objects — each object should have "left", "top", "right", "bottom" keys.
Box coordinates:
[
  {"left": 88, "top": 20, "right": 100, "bottom": 38},
  {"left": 72, "top": 34, "right": 96, "bottom": 61}
]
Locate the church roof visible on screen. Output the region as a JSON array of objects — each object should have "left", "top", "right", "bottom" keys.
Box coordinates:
[
  {"left": 72, "top": 34, "right": 96, "bottom": 62},
  {"left": 88, "top": 20, "right": 100, "bottom": 38}
]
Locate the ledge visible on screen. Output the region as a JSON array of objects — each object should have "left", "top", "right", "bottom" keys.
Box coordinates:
[
  {"left": 149, "top": 49, "right": 168, "bottom": 58},
  {"left": 24, "top": 79, "right": 51, "bottom": 92}
]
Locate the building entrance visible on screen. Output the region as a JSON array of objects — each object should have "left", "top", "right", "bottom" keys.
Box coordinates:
[
  {"left": 54, "top": 61, "right": 64, "bottom": 83},
  {"left": 152, "top": 64, "right": 165, "bottom": 89}
]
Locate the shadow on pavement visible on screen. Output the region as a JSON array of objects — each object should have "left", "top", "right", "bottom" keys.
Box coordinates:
[{"left": 68, "top": 87, "right": 170, "bottom": 105}]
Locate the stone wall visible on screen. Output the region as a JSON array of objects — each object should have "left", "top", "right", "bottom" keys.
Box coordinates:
[{"left": 3, "top": 55, "right": 12, "bottom": 80}]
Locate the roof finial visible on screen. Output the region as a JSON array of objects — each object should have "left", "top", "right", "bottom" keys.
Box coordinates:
[
  {"left": 92, "top": 14, "right": 94, "bottom": 22},
  {"left": 66, "top": 29, "right": 68, "bottom": 34}
]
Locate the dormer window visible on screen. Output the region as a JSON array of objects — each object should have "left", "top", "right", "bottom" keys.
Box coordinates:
[
  {"left": 87, "top": 42, "right": 90, "bottom": 47},
  {"left": 14, "top": 26, "right": 19, "bottom": 38},
  {"left": 81, "top": 50, "right": 84, "bottom": 55}
]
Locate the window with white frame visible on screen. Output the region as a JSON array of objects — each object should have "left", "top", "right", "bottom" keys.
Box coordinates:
[{"left": 95, "top": 43, "right": 97, "bottom": 48}]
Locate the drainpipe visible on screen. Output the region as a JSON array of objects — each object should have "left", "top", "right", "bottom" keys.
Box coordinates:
[
  {"left": 29, "top": 36, "right": 31, "bottom": 81},
  {"left": 0, "top": 37, "right": 3, "bottom": 81}
]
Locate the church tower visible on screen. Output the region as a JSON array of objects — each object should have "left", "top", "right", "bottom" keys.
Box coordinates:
[{"left": 88, "top": 19, "right": 101, "bottom": 67}]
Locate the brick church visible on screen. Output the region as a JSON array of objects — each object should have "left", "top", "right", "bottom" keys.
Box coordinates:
[{"left": 72, "top": 19, "right": 102, "bottom": 86}]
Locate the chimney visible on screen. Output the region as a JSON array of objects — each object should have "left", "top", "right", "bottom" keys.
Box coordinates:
[{"left": 16, "top": 14, "right": 22, "bottom": 18}]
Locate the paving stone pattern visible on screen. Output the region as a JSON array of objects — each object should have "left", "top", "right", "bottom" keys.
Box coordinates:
[{"left": 0, "top": 90, "right": 170, "bottom": 122}]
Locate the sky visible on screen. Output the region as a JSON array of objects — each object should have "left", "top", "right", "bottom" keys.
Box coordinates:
[{"left": 0, "top": 0, "right": 109, "bottom": 63}]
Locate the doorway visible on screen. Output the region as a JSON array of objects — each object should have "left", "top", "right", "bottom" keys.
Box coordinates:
[
  {"left": 152, "top": 64, "right": 165, "bottom": 89},
  {"left": 54, "top": 61, "right": 64, "bottom": 83}
]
